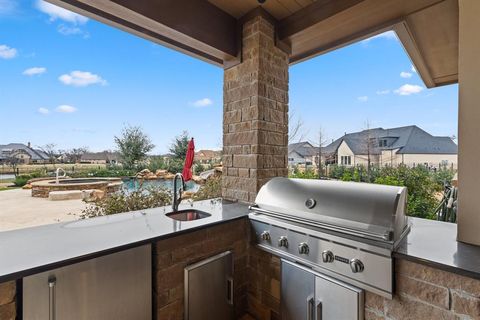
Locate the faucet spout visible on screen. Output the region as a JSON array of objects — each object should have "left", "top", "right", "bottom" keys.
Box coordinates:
[{"left": 172, "top": 173, "right": 185, "bottom": 212}]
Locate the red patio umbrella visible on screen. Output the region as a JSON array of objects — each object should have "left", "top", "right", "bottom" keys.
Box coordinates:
[{"left": 182, "top": 138, "right": 195, "bottom": 181}]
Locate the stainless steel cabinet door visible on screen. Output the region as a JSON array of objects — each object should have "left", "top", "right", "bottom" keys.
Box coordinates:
[
  {"left": 185, "top": 251, "right": 234, "bottom": 320},
  {"left": 281, "top": 260, "right": 315, "bottom": 320},
  {"left": 315, "top": 274, "right": 364, "bottom": 320},
  {"left": 23, "top": 245, "right": 152, "bottom": 320}
]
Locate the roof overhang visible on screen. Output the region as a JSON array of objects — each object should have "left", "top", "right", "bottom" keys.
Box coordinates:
[{"left": 47, "top": 0, "right": 459, "bottom": 88}]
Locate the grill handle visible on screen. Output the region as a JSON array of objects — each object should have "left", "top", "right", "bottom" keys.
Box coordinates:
[{"left": 249, "top": 205, "right": 392, "bottom": 242}]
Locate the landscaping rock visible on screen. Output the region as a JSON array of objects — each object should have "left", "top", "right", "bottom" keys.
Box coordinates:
[
  {"left": 155, "top": 169, "right": 168, "bottom": 177},
  {"left": 82, "top": 189, "right": 106, "bottom": 202}
]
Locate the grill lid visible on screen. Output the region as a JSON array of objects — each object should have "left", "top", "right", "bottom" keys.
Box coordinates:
[{"left": 252, "top": 177, "right": 408, "bottom": 243}]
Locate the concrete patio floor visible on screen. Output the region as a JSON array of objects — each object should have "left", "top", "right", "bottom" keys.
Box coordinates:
[{"left": 0, "top": 189, "right": 86, "bottom": 232}]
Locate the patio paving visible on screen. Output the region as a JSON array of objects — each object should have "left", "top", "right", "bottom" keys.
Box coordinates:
[{"left": 0, "top": 189, "right": 86, "bottom": 232}]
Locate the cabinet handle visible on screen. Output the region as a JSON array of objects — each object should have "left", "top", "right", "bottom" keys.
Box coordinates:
[
  {"left": 227, "top": 277, "right": 234, "bottom": 306},
  {"left": 307, "top": 296, "right": 314, "bottom": 320},
  {"left": 316, "top": 300, "right": 323, "bottom": 320},
  {"left": 48, "top": 276, "right": 56, "bottom": 320}
]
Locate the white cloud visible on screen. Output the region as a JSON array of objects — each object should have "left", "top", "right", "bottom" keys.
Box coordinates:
[
  {"left": 0, "top": 0, "right": 16, "bottom": 15},
  {"left": 376, "top": 89, "right": 390, "bottom": 95},
  {"left": 362, "top": 31, "right": 398, "bottom": 43},
  {"left": 23, "top": 67, "right": 47, "bottom": 76},
  {"left": 357, "top": 96, "right": 368, "bottom": 102},
  {"left": 57, "top": 24, "right": 89, "bottom": 38},
  {"left": 0, "top": 44, "right": 17, "bottom": 59},
  {"left": 36, "top": 0, "right": 88, "bottom": 25},
  {"left": 59, "top": 71, "right": 107, "bottom": 87},
  {"left": 192, "top": 98, "right": 213, "bottom": 107},
  {"left": 400, "top": 71, "right": 412, "bottom": 78},
  {"left": 56, "top": 105, "right": 77, "bottom": 113},
  {"left": 394, "top": 84, "right": 424, "bottom": 96},
  {"left": 38, "top": 107, "right": 49, "bottom": 114},
  {"left": 411, "top": 65, "right": 417, "bottom": 73}
]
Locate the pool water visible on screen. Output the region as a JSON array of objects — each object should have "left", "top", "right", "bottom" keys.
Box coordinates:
[{"left": 122, "top": 178, "right": 200, "bottom": 193}]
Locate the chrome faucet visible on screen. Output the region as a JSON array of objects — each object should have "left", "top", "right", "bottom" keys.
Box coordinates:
[
  {"left": 172, "top": 173, "right": 186, "bottom": 212},
  {"left": 55, "top": 168, "right": 66, "bottom": 184}
]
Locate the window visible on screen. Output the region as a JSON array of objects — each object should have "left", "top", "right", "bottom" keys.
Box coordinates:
[
  {"left": 379, "top": 139, "right": 388, "bottom": 147},
  {"left": 288, "top": 158, "right": 294, "bottom": 161},
  {"left": 341, "top": 156, "right": 351, "bottom": 166}
]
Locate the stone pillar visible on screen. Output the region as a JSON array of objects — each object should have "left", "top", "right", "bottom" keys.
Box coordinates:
[
  {"left": 457, "top": 0, "right": 480, "bottom": 245},
  {"left": 222, "top": 14, "right": 289, "bottom": 203}
]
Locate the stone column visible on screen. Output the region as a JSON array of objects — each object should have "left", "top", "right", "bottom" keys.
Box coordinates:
[
  {"left": 222, "top": 15, "right": 289, "bottom": 203},
  {"left": 457, "top": 0, "right": 480, "bottom": 245}
]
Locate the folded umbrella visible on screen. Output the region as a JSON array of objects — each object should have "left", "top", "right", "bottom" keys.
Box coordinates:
[{"left": 182, "top": 138, "right": 195, "bottom": 182}]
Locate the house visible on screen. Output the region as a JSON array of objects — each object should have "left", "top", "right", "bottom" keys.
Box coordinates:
[
  {"left": 195, "top": 150, "right": 221, "bottom": 164},
  {"left": 80, "top": 152, "right": 120, "bottom": 165},
  {"left": 324, "top": 125, "right": 458, "bottom": 168},
  {"left": 288, "top": 142, "right": 317, "bottom": 166},
  {"left": 0, "top": 143, "right": 50, "bottom": 164}
]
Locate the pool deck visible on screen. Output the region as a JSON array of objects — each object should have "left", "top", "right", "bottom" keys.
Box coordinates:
[{"left": 0, "top": 189, "right": 86, "bottom": 232}]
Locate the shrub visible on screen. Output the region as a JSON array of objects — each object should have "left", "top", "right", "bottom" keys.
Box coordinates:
[
  {"left": 13, "top": 172, "right": 43, "bottom": 187},
  {"left": 289, "top": 168, "right": 317, "bottom": 179},
  {"left": 79, "top": 187, "right": 171, "bottom": 218},
  {"left": 193, "top": 175, "right": 221, "bottom": 201}
]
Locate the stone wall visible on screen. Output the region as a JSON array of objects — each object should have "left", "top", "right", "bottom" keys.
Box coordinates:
[
  {"left": 0, "top": 281, "right": 16, "bottom": 320},
  {"left": 246, "top": 246, "right": 281, "bottom": 320},
  {"left": 366, "top": 259, "right": 480, "bottom": 320},
  {"left": 153, "top": 219, "right": 249, "bottom": 320},
  {"left": 222, "top": 15, "right": 289, "bottom": 203}
]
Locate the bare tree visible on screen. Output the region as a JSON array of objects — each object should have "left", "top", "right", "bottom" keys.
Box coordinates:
[
  {"left": 360, "top": 120, "right": 378, "bottom": 182},
  {"left": 288, "top": 112, "right": 308, "bottom": 144},
  {"left": 309, "top": 127, "right": 328, "bottom": 178},
  {"left": 39, "top": 143, "right": 58, "bottom": 166},
  {"left": 65, "top": 147, "right": 89, "bottom": 163}
]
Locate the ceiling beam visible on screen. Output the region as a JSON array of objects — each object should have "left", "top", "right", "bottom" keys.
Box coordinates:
[
  {"left": 278, "top": 0, "right": 366, "bottom": 40},
  {"left": 47, "top": 0, "right": 239, "bottom": 67}
]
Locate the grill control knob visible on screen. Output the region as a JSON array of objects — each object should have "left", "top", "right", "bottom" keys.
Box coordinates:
[
  {"left": 350, "top": 259, "right": 364, "bottom": 273},
  {"left": 260, "top": 231, "right": 271, "bottom": 241},
  {"left": 321, "top": 250, "right": 334, "bottom": 263},
  {"left": 298, "top": 242, "right": 309, "bottom": 254},
  {"left": 278, "top": 236, "right": 288, "bottom": 248}
]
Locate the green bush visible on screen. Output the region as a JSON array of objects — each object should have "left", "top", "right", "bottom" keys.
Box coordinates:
[
  {"left": 193, "top": 175, "right": 221, "bottom": 201},
  {"left": 13, "top": 172, "right": 43, "bottom": 187},
  {"left": 289, "top": 168, "right": 317, "bottom": 179},
  {"left": 79, "top": 187, "right": 171, "bottom": 218}
]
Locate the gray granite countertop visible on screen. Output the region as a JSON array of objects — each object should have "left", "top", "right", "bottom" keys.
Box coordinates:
[
  {"left": 0, "top": 198, "right": 249, "bottom": 283},
  {"left": 394, "top": 217, "right": 480, "bottom": 279}
]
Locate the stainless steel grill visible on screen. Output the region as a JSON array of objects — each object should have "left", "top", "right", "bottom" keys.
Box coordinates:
[{"left": 249, "top": 177, "right": 410, "bottom": 299}]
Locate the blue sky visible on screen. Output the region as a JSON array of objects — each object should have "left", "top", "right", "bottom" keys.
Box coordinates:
[{"left": 0, "top": 1, "right": 458, "bottom": 153}]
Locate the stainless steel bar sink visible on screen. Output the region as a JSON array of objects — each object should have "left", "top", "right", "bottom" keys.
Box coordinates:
[{"left": 165, "top": 209, "right": 211, "bottom": 221}]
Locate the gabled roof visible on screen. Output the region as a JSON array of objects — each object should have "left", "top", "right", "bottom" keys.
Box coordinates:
[
  {"left": 0, "top": 143, "right": 49, "bottom": 161},
  {"left": 81, "top": 152, "right": 119, "bottom": 161},
  {"left": 288, "top": 141, "right": 317, "bottom": 157},
  {"left": 324, "top": 125, "right": 457, "bottom": 155}
]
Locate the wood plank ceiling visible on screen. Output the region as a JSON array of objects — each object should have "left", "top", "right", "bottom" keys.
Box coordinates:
[{"left": 48, "top": 0, "right": 459, "bottom": 88}]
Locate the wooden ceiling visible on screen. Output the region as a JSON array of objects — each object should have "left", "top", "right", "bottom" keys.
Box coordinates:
[
  {"left": 207, "top": 0, "right": 315, "bottom": 20},
  {"left": 47, "top": 0, "right": 459, "bottom": 88}
]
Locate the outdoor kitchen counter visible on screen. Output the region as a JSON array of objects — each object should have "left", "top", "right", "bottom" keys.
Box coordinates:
[
  {"left": 0, "top": 198, "right": 249, "bottom": 283},
  {"left": 394, "top": 217, "right": 480, "bottom": 280}
]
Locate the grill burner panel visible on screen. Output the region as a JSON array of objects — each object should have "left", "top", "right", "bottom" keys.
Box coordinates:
[{"left": 249, "top": 177, "right": 411, "bottom": 298}]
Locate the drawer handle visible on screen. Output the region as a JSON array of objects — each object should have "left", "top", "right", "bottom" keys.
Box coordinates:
[
  {"left": 48, "top": 276, "right": 56, "bottom": 320},
  {"left": 227, "top": 276, "right": 234, "bottom": 306}
]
